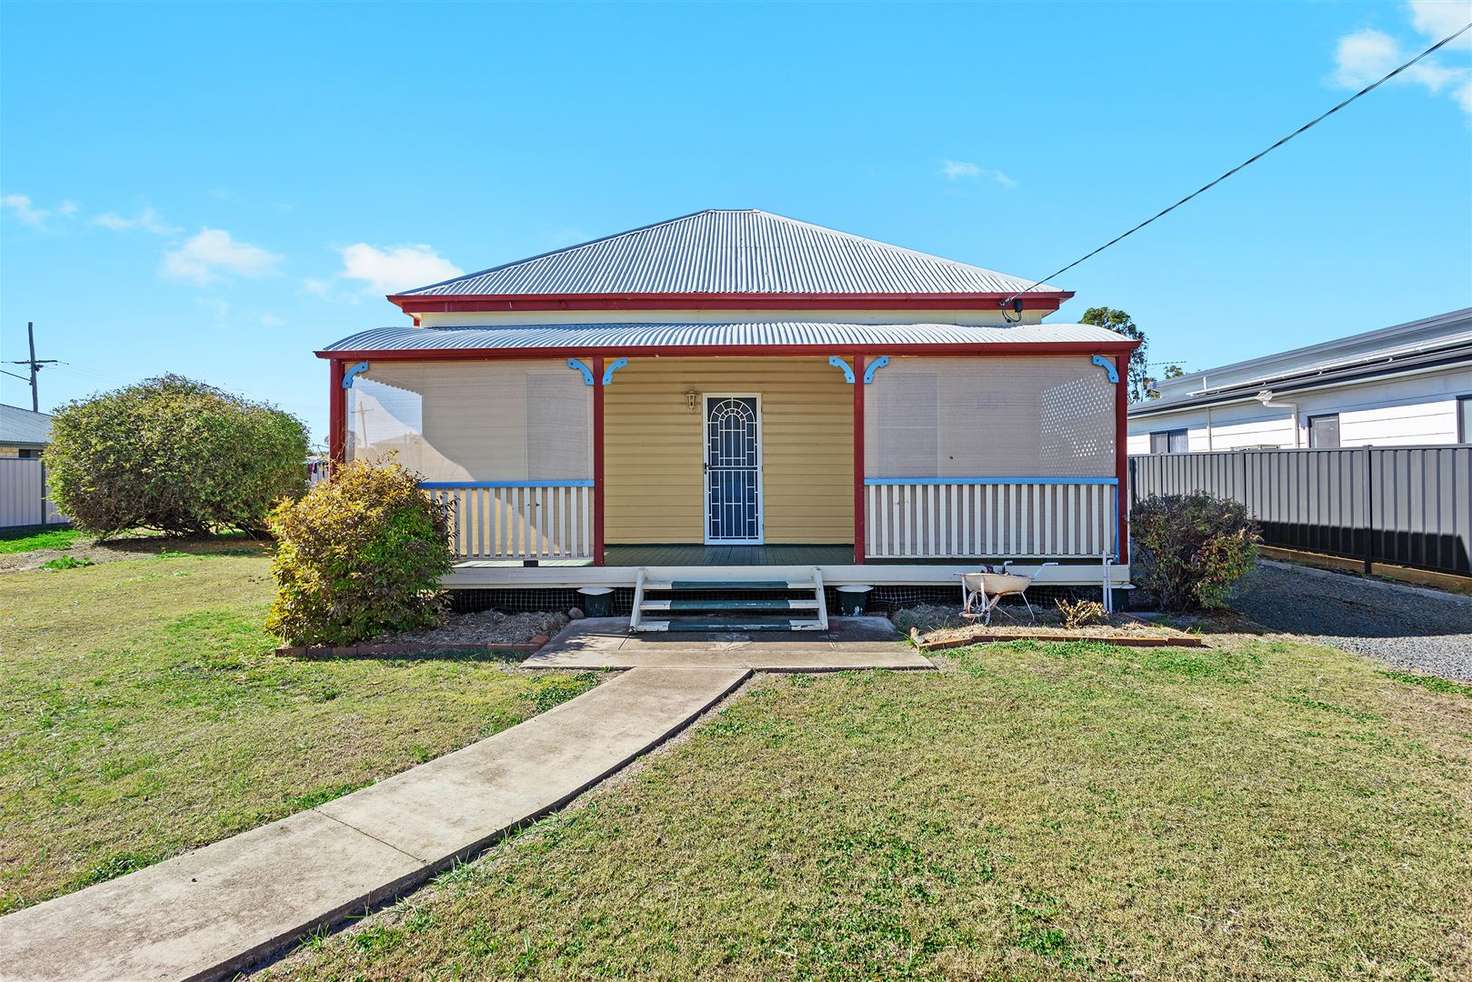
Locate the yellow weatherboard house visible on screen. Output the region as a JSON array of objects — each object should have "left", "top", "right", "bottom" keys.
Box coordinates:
[{"left": 318, "top": 210, "right": 1138, "bottom": 629}]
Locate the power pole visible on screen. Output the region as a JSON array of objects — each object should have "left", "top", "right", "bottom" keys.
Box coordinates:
[{"left": 7, "top": 322, "right": 59, "bottom": 412}]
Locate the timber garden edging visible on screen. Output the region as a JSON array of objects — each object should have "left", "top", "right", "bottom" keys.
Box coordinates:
[
  {"left": 274, "top": 639, "right": 549, "bottom": 659},
  {"left": 909, "top": 626, "right": 1207, "bottom": 652}
]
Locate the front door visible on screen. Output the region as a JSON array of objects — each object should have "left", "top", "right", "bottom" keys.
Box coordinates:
[{"left": 704, "top": 395, "right": 763, "bottom": 544}]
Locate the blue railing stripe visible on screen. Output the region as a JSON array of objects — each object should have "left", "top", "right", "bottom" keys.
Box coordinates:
[
  {"left": 419, "top": 480, "right": 594, "bottom": 489},
  {"left": 863, "top": 476, "right": 1118, "bottom": 486}
]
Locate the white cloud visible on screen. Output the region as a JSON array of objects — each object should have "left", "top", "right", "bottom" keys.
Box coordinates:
[
  {"left": 1409, "top": 0, "right": 1472, "bottom": 49},
  {"left": 2, "top": 194, "right": 83, "bottom": 228},
  {"left": 338, "top": 243, "right": 463, "bottom": 294},
  {"left": 162, "top": 228, "right": 281, "bottom": 284},
  {"left": 95, "top": 206, "right": 180, "bottom": 235},
  {"left": 302, "top": 277, "right": 333, "bottom": 297},
  {"left": 940, "top": 159, "right": 1017, "bottom": 189},
  {"left": 1332, "top": 6, "right": 1472, "bottom": 114},
  {"left": 260, "top": 313, "right": 285, "bottom": 327},
  {"left": 3, "top": 193, "right": 53, "bottom": 227},
  {"left": 1335, "top": 29, "right": 1404, "bottom": 86}
]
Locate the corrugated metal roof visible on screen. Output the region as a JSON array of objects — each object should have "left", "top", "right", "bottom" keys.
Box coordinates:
[
  {"left": 323, "top": 322, "right": 1125, "bottom": 353},
  {"left": 1143, "top": 307, "right": 1472, "bottom": 411},
  {"left": 399, "top": 210, "right": 1064, "bottom": 297},
  {"left": 0, "top": 404, "right": 52, "bottom": 446}
]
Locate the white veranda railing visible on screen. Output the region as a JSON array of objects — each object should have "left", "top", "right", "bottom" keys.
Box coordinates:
[
  {"left": 420, "top": 481, "right": 593, "bottom": 561},
  {"left": 864, "top": 477, "right": 1119, "bottom": 559}
]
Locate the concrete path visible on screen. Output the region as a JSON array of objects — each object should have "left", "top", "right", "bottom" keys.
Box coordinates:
[
  {"left": 523, "top": 616, "right": 934, "bottom": 671},
  {"left": 0, "top": 667, "right": 748, "bottom": 982}
]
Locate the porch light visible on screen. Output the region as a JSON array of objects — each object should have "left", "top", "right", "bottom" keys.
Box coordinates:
[{"left": 683, "top": 389, "right": 698, "bottom": 413}]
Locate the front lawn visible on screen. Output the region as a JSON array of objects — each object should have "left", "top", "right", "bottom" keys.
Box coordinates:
[
  {"left": 273, "top": 639, "right": 1472, "bottom": 980},
  {"left": 0, "top": 549, "right": 597, "bottom": 913}
]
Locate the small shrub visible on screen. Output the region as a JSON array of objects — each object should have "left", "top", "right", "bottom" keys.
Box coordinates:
[
  {"left": 46, "top": 375, "right": 308, "bottom": 537},
  {"left": 1056, "top": 598, "right": 1106, "bottom": 629},
  {"left": 266, "top": 460, "right": 453, "bottom": 646},
  {"left": 1132, "top": 492, "right": 1260, "bottom": 611},
  {"left": 41, "top": 555, "right": 95, "bottom": 571}
]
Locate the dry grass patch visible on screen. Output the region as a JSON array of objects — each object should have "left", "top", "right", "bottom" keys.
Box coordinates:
[
  {"left": 0, "top": 551, "right": 597, "bottom": 912},
  {"left": 267, "top": 637, "right": 1472, "bottom": 980}
]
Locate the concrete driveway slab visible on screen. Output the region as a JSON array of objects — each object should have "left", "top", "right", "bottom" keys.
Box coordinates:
[{"left": 523, "top": 617, "right": 934, "bottom": 671}]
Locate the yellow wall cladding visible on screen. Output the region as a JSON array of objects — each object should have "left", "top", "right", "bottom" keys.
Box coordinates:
[{"left": 604, "top": 357, "right": 854, "bottom": 544}]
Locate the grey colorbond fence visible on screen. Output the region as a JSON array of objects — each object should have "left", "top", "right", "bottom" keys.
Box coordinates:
[
  {"left": 0, "top": 458, "right": 66, "bottom": 529},
  {"left": 1129, "top": 446, "right": 1472, "bottom": 577}
]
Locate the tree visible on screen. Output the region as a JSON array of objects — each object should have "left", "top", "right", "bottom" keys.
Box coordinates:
[
  {"left": 1163, "top": 363, "right": 1186, "bottom": 380},
  {"left": 47, "top": 375, "right": 309, "bottom": 537},
  {"left": 1080, "top": 307, "right": 1151, "bottom": 402}
]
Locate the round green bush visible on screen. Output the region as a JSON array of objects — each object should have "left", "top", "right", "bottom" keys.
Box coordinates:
[
  {"left": 266, "top": 459, "right": 453, "bottom": 646},
  {"left": 46, "top": 375, "right": 309, "bottom": 537},
  {"left": 1132, "top": 492, "right": 1261, "bottom": 611}
]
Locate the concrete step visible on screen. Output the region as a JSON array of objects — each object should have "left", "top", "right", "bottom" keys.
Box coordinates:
[
  {"left": 636, "top": 618, "right": 826, "bottom": 632},
  {"left": 640, "top": 598, "right": 819, "bottom": 612},
  {"left": 648, "top": 579, "right": 812, "bottom": 591}
]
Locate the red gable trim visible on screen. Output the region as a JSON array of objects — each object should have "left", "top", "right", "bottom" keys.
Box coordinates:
[
  {"left": 387, "top": 291, "right": 1074, "bottom": 314},
  {"left": 315, "top": 340, "right": 1136, "bottom": 361}
]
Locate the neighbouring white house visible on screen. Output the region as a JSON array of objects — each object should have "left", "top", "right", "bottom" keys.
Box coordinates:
[
  {"left": 317, "top": 209, "right": 1139, "bottom": 626},
  {"left": 0, "top": 405, "right": 63, "bottom": 529},
  {"left": 0, "top": 404, "right": 52, "bottom": 458},
  {"left": 1128, "top": 307, "right": 1472, "bottom": 453}
]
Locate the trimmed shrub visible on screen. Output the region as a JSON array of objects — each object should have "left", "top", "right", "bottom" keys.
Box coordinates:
[
  {"left": 46, "top": 375, "right": 308, "bottom": 537},
  {"left": 266, "top": 460, "right": 453, "bottom": 646},
  {"left": 1132, "top": 492, "right": 1261, "bottom": 611},
  {"left": 1056, "top": 597, "right": 1107, "bottom": 629}
]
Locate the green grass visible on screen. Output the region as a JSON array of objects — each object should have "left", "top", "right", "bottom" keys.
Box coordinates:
[
  {"left": 0, "top": 552, "right": 598, "bottom": 913},
  {"left": 0, "top": 527, "right": 81, "bottom": 553},
  {"left": 1382, "top": 669, "right": 1472, "bottom": 698},
  {"left": 271, "top": 638, "right": 1472, "bottom": 980}
]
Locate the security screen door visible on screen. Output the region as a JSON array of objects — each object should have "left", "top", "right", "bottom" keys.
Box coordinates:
[{"left": 704, "top": 395, "right": 763, "bottom": 543}]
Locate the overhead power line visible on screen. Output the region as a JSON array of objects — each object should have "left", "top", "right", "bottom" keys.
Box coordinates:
[{"left": 1005, "top": 19, "right": 1472, "bottom": 303}]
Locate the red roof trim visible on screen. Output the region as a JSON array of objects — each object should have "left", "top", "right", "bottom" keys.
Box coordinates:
[
  {"left": 387, "top": 291, "right": 1074, "bottom": 314},
  {"left": 315, "top": 340, "right": 1136, "bottom": 361}
]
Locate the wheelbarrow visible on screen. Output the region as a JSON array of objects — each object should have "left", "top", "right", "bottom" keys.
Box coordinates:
[{"left": 960, "top": 563, "right": 1056, "bottom": 625}]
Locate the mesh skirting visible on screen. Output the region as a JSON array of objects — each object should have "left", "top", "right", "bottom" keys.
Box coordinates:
[
  {"left": 448, "top": 583, "right": 1120, "bottom": 617},
  {"left": 449, "top": 588, "right": 638, "bottom": 616}
]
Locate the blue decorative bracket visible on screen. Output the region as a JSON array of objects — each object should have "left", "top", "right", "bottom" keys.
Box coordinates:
[
  {"left": 341, "top": 361, "right": 370, "bottom": 389},
  {"left": 1091, "top": 354, "right": 1120, "bottom": 384},
  {"left": 601, "top": 357, "right": 629, "bottom": 386},
  {"left": 827, "top": 355, "right": 855, "bottom": 384},
  {"left": 566, "top": 358, "right": 594, "bottom": 386},
  {"left": 863, "top": 355, "right": 890, "bottom": 384}
]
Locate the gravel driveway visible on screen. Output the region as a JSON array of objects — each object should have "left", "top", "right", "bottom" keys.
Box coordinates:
[{"left": 1229, "top": 560, "right": 1472, "bottom": 681}]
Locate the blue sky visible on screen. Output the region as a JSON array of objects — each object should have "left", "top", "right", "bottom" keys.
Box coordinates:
[{"left": 3, "top": 1, "right": 1470, "bottom": 444}]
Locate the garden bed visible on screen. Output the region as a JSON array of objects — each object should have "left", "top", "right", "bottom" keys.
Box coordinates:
[
  {"left": 274, "top": 609, "right": 570, "bottom": 659},
  {"left": 894, "top": 603, "right": 1204, "bottom": 651}
]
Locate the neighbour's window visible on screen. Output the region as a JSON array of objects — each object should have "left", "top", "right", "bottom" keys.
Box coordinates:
[
  {"left": 18, "top": 448, "right": 40, "bottom": 459},
  {"left": 1459, "top": 396, "right": 1471, "bottom": 444},
  {"left": 1150, "top": 429, "right": 1188, "bottom": 454},
  {"left": 1308, "top": 413, "right": 1341, "bottom": 449}
]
